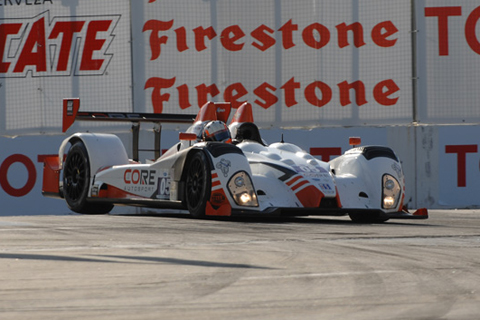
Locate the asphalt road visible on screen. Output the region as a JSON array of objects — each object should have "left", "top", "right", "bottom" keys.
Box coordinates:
[{"left": 0, "top": 210, "right": 479, "bottom": 320}]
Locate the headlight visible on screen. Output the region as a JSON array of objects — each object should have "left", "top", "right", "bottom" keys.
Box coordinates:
[
  {"left": 228, "top": 171, "right": 258, "bottom": 207},
  {"left": 382, "top": 174, "right": 401, "bottom": 209}
]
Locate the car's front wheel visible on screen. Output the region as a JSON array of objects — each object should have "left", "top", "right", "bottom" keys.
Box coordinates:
[
  {"left": 185, "top": 151, "right": 211, "bottom": 218},
  {"left": 63, "top": 141, "right": 113, "bottom": 214}
]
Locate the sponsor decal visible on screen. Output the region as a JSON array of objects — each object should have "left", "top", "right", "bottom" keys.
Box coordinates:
[
  {"left": 123, "top": 169, "right": 156, "bottom": 194},
  {"left": 211, "top": 192, "right": 226, "bottom": 205},
  {"left": 391, "top": 162, "right": 403, "bottom": 179},
  {"left": 216, "top": 158, "right": 231, "bottom": 177},
  {"left": 156, "top": 175, "right": 170, "bottom": 199}
]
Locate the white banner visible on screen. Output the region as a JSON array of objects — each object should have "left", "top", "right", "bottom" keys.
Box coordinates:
[
  {"left": 0, "top": 0, "right": 132, "bottom": 135},
  {"left": 416, "top": 1, "right": 480, "bottom": 123},
  {"left": 133, "top": 0, "right": 414, "bottom": 127}
]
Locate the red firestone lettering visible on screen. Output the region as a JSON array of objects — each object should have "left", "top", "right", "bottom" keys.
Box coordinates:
[
  {"left": 196, "top": 83, "right": 220, "bottom": 106},
  {"left": 144, "top": 77, "right": 176, "bottom": 113},
  {"left": 278, "top": 19, "right": 298, "bottom": 49},
  {"left": 193, "top": 26, "right": 217, "bottom": 51},
  {"left": 338, "top": 80, "right": 367, "bottom": 106},
  {"left": 302, "top": 23, "right": 330, "bottom": 49},
  {"left": 336, "top": 22, "right": 366, "bottom": 48},
  {"left": 221, "top": 25, "right": 245, "bottom": 51},
  {"left": 371, "top": 21, "right": 398, "bottom": 48},
  {"left": 143, "top": 19, "right": 174, "bottom": 60},
  {"left": 251, "top": 24, "right": 275, "bottom": 51},
  {"left": 254, "top": 82, "right": 278, "bottom": 109},
  {"left": 224, "top": 82, "right": 248, "bottom": 108},
  {"left": 304, "top": 81, "right": 332, "bottom": 107},
  {"left": 373, "top": 79, "right": 399, "bottom": 106},
  {"left": 281, "top": 77, "right": 301, "bottom": 107}
]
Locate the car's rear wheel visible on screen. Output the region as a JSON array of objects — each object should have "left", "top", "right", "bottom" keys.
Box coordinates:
[
  {"left": 63, "top": 141, "right": 113, "bottom": 214},
  {"left": 185, "top": 151, "right": 211, "bottom": 218}
]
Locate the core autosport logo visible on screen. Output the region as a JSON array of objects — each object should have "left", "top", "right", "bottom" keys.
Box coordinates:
[
  {"left": 124, "top": 169, "right": 156, "bottom": 185},
  {"left": 0, "top": 11, "right": 120, "bottom": 78}
]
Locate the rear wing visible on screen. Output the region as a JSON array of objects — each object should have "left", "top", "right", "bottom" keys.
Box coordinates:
[{"left": 63, "top": 98, "right": 196, "bottom": 161}]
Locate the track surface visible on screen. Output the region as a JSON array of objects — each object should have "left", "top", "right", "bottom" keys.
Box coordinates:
[{"left": 0, "top": 210, "right": 479, "bottom": 320}]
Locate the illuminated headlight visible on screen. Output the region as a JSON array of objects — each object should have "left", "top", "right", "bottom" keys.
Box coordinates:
[
  {"left": 382, "top": 174, "right": 401, "bottom": 209},
  {"left": 228, "top": 171, "right": 258, "bottom": 207}
]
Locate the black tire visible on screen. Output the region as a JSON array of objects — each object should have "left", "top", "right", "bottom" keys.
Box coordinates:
[
  {"left": 348, "top": 211, "right": 389, "bottom": 224},
  {"left": 185, "top": 151, "right": 211, "bottom": 218},
  {"left": 63, "top": 141, "right": 113, "bottom": 214}
]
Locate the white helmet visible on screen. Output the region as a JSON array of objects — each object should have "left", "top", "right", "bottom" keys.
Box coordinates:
[{"left": 203, "top": 120, "right": 232, "bottom": 143}]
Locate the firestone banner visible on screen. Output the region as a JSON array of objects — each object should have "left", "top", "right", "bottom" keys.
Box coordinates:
[{"left": 132, "top": 0, "right": 414, "bottom": 127}]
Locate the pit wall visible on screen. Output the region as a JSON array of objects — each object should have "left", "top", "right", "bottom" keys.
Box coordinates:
[{"left": 0, "top": 124, "right": 476, "bottom": 215}]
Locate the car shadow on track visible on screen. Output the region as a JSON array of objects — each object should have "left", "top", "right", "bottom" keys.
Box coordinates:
[{"left": 115, "top": 211, "right": 434, "bottom": 227}]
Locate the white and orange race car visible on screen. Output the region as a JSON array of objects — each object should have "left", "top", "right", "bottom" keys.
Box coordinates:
[{"left": 42, "top": 99, "right": 428, "bottom": 223}]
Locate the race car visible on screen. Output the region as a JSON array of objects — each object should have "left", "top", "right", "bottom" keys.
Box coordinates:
[{"left": 42, "top": 98, "right": 428, "bottom": 223}]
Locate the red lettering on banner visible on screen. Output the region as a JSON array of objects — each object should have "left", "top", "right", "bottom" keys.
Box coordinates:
[
  {"left": 224, "top": 82, "right": 248, "bottom": 108},
  {"left": 221, "top": 25, "right": 245, "bottom": 51},
  {"left": 174, "top": 27, "right": 189, "bottom": 52},
  {"left": 145, "top": 77, "right": 401, "bottom": 112},
  {"left": 193, "top": 26, "right": 217, "bottom": 51},
  {"left": 0, "top": 23, "right": 22, "bottom": 73},
  {"left": 144, "top": 77, "right": 176, "bottom": 113},
  {"left": 143, "top": 20, "right": 174, "bottom": 60},
  {"left": 196, "top": 83, "right": 220, "bottom": 107},
  {"left": 0, "top": 154, "right": 36, "bottom": 197},
  {"left": 424, "top": 6, "right": 462, "bottom": 56},
  {"left": 338, "top": 81, "right": 367, "bottom": 107},
  {"left": 336, "top": 22, "right": 366, "bottom": 48},
  {"left": 142, "top": 18, "right": 400, "bottom": 59},
  {"left": 278, "top": 19, "right": 298, "bottom": 49},
  {"left": 371, "top": 21, "right": 398, "bottom": 48},
  {"left": 254, "top": 82, "right": 278, "bottom": 109},
  {"left": 80, "top": 20, "right": 112, "bottom": 71},
  {"left": 177, "top": 84, "right": 191, "bottom": 109},
  {"left": 14, "top": 17, "right": 47, "bottom": 73},
  {"left": 302, "top": 23, "right": 330, "bottom": 49},
  {"left": 465, "top": 6, "right": 480, "bottom": 55},
  {"left": 445, "top": 144, "right": 477, "bottom": 187},
  {"left": 251, "top": 24, "right": 275, "bottom": 51},
  {"left": 281, "top": 77, "right": 301, "bottom": 108},
  {"left": 0, "top": 11, "right": 118, "bottom": 77},
  {"left": 49, "top": 21, "right": 85, "bottom": 71},
  {"left": 304, "top": 81, "right": 332, "bottom": 107},
  {"left": 373, "top": 79, "right": 400, "bottom": 106},
  {"left": 310, "top": 147, "right": 342, "bottom": 162}
]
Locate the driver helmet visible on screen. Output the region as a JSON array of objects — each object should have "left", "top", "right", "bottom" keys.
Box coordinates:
[{"left": 202, "top": 120, "right": 232, "bottom": 143}]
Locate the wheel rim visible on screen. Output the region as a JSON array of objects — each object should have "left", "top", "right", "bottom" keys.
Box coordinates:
[
  {"left": 186, "top": 157, "right": 204, "bottom": 209},
  {"left": 64, "top": 151, "right": 87, "bottom": 202}
]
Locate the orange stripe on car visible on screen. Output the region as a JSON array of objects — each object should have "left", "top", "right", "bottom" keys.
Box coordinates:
[
  {"left": 291, "top": 179, "right": 309, "bottom": 191},
  {"left": 295, "top": 185, "right": 323, "bottom": 207}
]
